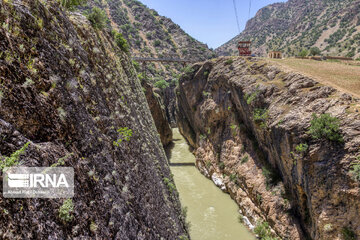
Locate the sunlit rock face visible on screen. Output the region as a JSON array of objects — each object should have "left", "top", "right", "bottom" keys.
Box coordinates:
[{"left": 176, "top": 56, "right": 360, "bottom": 240}]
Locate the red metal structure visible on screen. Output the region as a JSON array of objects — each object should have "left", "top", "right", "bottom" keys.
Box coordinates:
[{"left": 238, "top": 41, "right": 252, "bottom": 56}]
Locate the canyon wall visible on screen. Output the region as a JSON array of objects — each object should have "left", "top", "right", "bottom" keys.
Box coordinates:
[
  {"left": 142, "top": 81, "right": 173, "bottom": 146},
  {"left": 0, "top": 1, "right": 187, "bottom": 239},
  {"left": 176, "top": 57, "right": 360, "bottom": 239}
]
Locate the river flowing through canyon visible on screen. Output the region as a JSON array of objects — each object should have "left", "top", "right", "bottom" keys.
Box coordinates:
[{"left": 168, "top": 129, "right": 255, "bottom": 240}]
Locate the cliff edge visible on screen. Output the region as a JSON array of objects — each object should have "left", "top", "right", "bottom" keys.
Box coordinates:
[{"left": 176, "top": 56, "right": 360, "bottom": 239}]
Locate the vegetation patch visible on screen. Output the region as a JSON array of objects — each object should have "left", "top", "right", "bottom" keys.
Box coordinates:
[
  {"left": 350, "top": 157, "right": 360, "bottom": 182},
  {"left": 262, "top": 164, "right": 281, "bottom": 189},
  {"left": 229, "top": 173, "right": 237, "bottom": 183},
  {"left": 225, "top": 59, "right": 233, "bottom": 65},
  {"left": 218, "top": 162, "right": 225, "bottom": 170},
  {"left": 308, "top": 113, "right": 343, "bottom": 142},
  {"left": 0, "top": 142, "right": 30, "bottom": 170},
  {"left": 253, "top": 108, "right": 269, "bottom": 128},
  {"left": 183, "top": 65, "right": 195, "bottom": 74},
  {"left": 230, "top": 124, "right": 237, "bottom": 136},
  {"left": 113, "top": 127, "right": 133, "bottom": 147},
  {"left": 88, "top": 7, "right": 107, "bottom": 29},
  {"left": 245, "top": 91, "right": 258, "bottom": 105},
  {"left": 342, "top": 227, "right": 356, "bottom": 240},
  {"left": 295, "top": 143, "right": 308, "bottom": 153},
  {"left": 114, "top": 32, "right": 129, "bottom": 53},
  {"left": 59, "top": 199, "right": 74, "bottom": 223},
  {"left": 163, "top": 177, "right": 177, "bottom": 194},
  {"left": 202, "top": 91, "right": 211, "bottom": 99},
  {"left": 154, "top": 79, "right": 169, "bottom": 89},
  {"left": 241, "top": 155, "right": 249, "bottom": 164},
  {"left": 60, "top": 0, "right": 87, "bottom": 10},
  {"left": 254, "top": 221, "right": 278, "bottom": 240}
]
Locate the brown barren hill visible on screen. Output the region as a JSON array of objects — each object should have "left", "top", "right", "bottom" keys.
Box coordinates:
[{"left": 266, "top": 58, "right": 360, "bottom": 98}]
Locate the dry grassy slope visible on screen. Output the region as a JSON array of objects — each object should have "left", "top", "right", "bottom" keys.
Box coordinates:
[
  {"left": 90, "top": 0, "right": 215, "bottom": 81},
  {"left": 216, "top": 0, "right": 360, "bottom": 58},
  {"left": 265, "top": 58, "right": 360, "bottom": 99}
]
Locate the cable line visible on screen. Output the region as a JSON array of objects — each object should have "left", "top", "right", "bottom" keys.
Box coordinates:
[
  {"left": 248, "top": 0, "right": 252, "bottom": 21},
  {"left": 233, "top": 0, "right": 241, "bottom": 34}
]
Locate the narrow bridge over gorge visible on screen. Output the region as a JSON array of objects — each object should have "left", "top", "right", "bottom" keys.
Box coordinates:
[{"left": 132, "top": 56, "right": 197, "bottom": 65}]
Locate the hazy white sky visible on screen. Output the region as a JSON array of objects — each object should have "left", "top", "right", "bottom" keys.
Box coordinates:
[{"left": 138, "top": 0, "right": 287, "bottom": 49}]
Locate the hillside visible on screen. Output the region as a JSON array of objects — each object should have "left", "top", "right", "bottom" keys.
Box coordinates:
[
  {"left": 89, "top": 0, "right": 215, "bottom": 80},
  {"left": 216, "top": 0, "right": 360, "bottom": 58},
  {"left": 266, "top": 58, "right": 360, "bottom": 98}
]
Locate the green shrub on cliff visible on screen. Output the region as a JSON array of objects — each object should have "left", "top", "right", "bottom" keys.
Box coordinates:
[
  {"left": 113, "top": 127, "right": 133, "bottom": 147},
  {"left": 350, "top": 162, "right": 360, "bottom": 182},
  {"left": 229, "top": 173, "right": 237, "bottom": 183},
  {"left": 254, "top": 221, "right": 278, "bottom": 239},
  {"left": 163, "top": 177, "right": 176, "bottom": 194},
  {"left": 262, "top": 165, "right": 281, "bottom": 188},
  {"left": 253, "top": 108, "right": 269, "bottom": 128},
  {"left": 183, "top": 65, "right": 194, "bottom": 74},
  {"left": 225, "top": 59, "right": 233, "bottom": 65},
  {"left": 241, "top": 155, "right": 249, "bottom": 164},
  {"left": 245, "top": 91, "right": 258, "bottom": 105},
  {"left": 342, "top": 227, "right": 356, "bottom": 240},
  {"left": 88, "top": 7, "right": 107, "bottom": 29},
  {"left": 59, "top": 199, "right": 74, "bottom": 223},
  {"left": 60, "top": 0, "right": 87, "bottom": 10},
  {"left": 154, "top": 79, "right": 169, "bottom": 89},
  {"left": 0, "top": 142, "right": 30, "bottom": 170},
  {"left": 295, "top": 143, "right": 308, "bottom": 153},
  {"left": 115, "top": 32, "right": 129, "bottom": 53},
  {"left": 179, "top": 235, "right": 189, "bottom": 240},
  {"left": 202, "top": 91, "right": 211, "bottom": 98},
  {"left": 308, "top": 113, "right": 343, "bottom": 142},
  {"left": 230, "top": 124, "right": 237, "bottom": 136}
]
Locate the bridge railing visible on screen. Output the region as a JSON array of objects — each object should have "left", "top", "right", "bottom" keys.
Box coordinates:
[{"left": 132, "top": 57, "right": 197, "bottom": 63}]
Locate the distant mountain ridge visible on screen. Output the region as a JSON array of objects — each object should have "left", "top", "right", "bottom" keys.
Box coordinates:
[
  {"left": 216, "top": 0, "right": 360, "bottom": 58},
  {"left": 89, "top": 0, "right": 215, "bottom": 79}
]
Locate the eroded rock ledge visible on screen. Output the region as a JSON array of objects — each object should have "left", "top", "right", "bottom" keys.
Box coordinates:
[{"left": 176, "top": 57, "right": 360, "bottom": 240}]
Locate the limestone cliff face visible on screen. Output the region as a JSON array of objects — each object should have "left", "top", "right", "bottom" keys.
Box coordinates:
[
  {"left": 176, "top": 57, "right": 360, "bottom": 239},
  {"left": 0, "top": 1, "right": 188, "bottom": 239}
]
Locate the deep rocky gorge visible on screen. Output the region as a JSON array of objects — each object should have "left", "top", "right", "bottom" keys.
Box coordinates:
[
  {"left": 176, "top": 57, "right": 360, "bottom": 239},
  {"left": 1, "top": 0, "right": 360, "bottom": 239},
  {"left": 0, "top": 0, "right": 188, "bottom": 239}
]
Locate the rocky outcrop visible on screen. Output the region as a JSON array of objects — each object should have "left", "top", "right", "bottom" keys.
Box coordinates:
[
  {"left": 176, "top": 57, "right": 360, "bottom": 239},
  {"left": 143, "top": 81, "right": 173, "bottom": 146},
  {"left": 0, "top": 1, "right": 188, "bottom": 239}
]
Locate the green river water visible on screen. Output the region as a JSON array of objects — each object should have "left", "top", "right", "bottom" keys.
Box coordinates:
[{"left": 168, "top": 129, "right": 255, "bottom": 240}]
